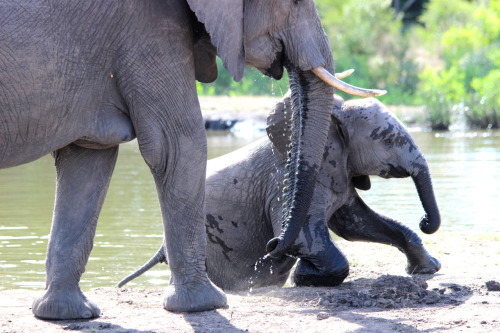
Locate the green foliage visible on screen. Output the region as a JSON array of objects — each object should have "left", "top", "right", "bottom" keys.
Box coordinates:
[
  {"left": 419, "top": 67, "right": 465, "bottom": 130},
  {"left": 467, "top": 49, "right": 500, "bottom": 128},
  {"left": 197, "top": 0, "right": 498, "bottom": 130},
  {"left": 417, "top": 0, "right": 500, "bottom": 129},
  {"left": 319, "top": 0, "right": 420, "bottom": 105},
  {"left": 418, "top": 0, "right": 474, "bottom": 37}
]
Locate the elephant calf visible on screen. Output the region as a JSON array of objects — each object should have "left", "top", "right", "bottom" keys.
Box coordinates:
[{"left": 120, "top": 95, "right": 441, "bottom": 290}]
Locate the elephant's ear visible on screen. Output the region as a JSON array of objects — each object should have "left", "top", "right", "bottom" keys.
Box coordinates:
[
  {"left": 316, "top": 95, "right": 349, "bottom": 193},
  {"left": 187, "top": 0, "right": 245, "bottom": 81},
  {"left": 193, "top": 20, "right": 218, "bottom": 83},
  {"left": 316, "top": 119, "right": 349, "bottom": 193},
  {"left": 352, "top": 175, "right": 371, "bottom": 190},
  {"left": 266, "top": 91, "right": 293, "bottom": 156}
]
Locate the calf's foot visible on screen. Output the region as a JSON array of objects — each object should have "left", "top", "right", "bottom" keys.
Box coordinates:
[
  {"left": 292, "top": 257, "right": 349, "bottom": 287},
  {"left": 407, "top": 255, "right": 441, "bottom": 274},
  {"left": 32, "top": 288, "right": 100, "bottom": 320},
  {"left": 405, "top": 242, "right": 441, "bottom": 274}
]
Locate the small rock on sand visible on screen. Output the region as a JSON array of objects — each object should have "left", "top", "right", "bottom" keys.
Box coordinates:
[{"left": 485, "top": 280, "right": 500, "bottom": 291}]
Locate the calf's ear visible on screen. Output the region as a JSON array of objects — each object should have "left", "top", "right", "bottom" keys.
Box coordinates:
[
  {"left": 316, "top": 119, "right": 349, "bottom": 193},
  {"left": 267, "top": 93, "right": 351, "bottom": 194},
  {"left": 187, "top": 0, "right": 245, "bottom": 81},
  {"left": 266, "top": 92, "right": 293, "bottom": 156}
]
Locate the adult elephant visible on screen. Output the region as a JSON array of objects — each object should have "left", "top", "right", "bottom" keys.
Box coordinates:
[
  {"left": 119, "top": 95, "right": 441, "bottom": 290},
  {"left": 0, "top": 0, "right": 384, "bottom": 320}
]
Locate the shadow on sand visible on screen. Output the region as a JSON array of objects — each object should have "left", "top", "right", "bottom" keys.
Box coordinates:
[{"left": 246, "top": 274, "right": 473, "bottom": 333}]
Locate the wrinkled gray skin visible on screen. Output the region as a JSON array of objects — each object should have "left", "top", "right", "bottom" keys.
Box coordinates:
[
  {"left": 1, "top": 0, "right": 336, "bottom": 319},
  {"left": 119, "top": 95, "right": 441, "bottom": 291}
]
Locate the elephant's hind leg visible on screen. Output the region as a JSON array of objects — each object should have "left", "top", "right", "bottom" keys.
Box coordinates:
[
  {"left": 132, "top": 102, "right": 227, "bottom": 312},
  {"left": 32, "top": 144, "right": 118, "bottom": 320}
]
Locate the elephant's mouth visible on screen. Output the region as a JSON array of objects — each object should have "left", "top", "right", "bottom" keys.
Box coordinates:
[{"left": 262, "top": 46, "right": 285, "bottom": 80}]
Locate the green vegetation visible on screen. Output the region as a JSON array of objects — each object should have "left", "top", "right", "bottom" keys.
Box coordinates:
[
  {"left": 317, "top": 0, "right": 419, "bottom": 106},
  {"left": 197, "top": 0, "right": 499, "bottom": 130},
  {"left": 416, "top": 0, "right": 500, "bottom": 129}
]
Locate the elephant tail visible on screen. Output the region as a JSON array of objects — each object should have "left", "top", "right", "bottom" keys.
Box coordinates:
[{"left": 116, "top": 244, "right": 167, "bottom": 288}]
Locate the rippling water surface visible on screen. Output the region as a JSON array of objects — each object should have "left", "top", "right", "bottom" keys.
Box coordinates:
[{"left": 1, "top": 130, "right": 499, "bottom": 290}]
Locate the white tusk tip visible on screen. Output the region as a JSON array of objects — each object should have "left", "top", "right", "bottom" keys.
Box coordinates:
[
  {"left": 335, "top": 69, "right": 355, "bottom": 79},
  {"left": 374, "top": 89, "right": 387, "bottom": 96}
]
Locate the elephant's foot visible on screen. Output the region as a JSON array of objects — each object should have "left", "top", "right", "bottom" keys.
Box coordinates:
[
  {"left": 292, "top": 258, "right": 349, "bottom": 287},
  {"left": 406, "top": 255, "right": 441, "bottom": 274},
  {"left": 32, "top": 287, "right": 100, "bottom": 320},
  {"left": 163, "top": 279, "right": 227, "bottom": 312},
  {"left": 404, "top": 242, "right": 441, "bottom": 274}
]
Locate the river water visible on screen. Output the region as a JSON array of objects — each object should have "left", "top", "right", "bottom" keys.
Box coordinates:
[{"left": 1, "top": 129, "right": 499, "bottom": 290}]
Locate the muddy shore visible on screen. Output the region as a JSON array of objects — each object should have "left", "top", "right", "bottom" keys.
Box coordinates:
[{"left": 2, "top": 233, "right": 499, "bottom": 332}]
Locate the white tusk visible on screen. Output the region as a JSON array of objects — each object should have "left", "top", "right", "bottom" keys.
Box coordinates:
[
  {"left": 334, "top": 69, "right": 354, "bottom": 79},
  {"left": 312, "top": 67, "right": 387, "bottom": 97}
]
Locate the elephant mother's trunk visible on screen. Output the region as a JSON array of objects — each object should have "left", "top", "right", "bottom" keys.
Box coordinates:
[
  {"left": 412, "top": 165, "right": 441, "bottom": 234},
  {"left": 266, "top": 69, "right": 333, "bottom": 258}
]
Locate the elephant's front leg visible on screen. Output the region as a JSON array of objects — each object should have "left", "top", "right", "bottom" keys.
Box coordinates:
[
  {"left": 330, "top": 194, "right": 441, "bottom": 274},
  {"left": 32, "top": 145, "right": 118, "bottom": 320}
]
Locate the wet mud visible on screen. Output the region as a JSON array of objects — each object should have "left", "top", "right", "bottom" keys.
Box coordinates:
[{"left": 317, "top": 275, "right": 472, "bottom": 309}]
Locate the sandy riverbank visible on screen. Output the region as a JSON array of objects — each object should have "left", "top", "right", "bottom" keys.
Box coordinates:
[
  {"left": 2, "top": 233, "right": 499, "bottom": 332},
  {"left": 199, "top": 96, "right": 428, "bottom": 129}
]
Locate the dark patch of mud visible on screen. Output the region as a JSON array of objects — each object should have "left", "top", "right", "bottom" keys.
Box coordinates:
[
  {"left": 317, "top": 275, "right": 472, "bottom": 309},
  {"left": 485, "top": 280, "right": 500, "bottom": 291}
]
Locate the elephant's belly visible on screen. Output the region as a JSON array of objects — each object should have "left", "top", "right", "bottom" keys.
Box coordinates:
[
  {"left": 0, "top": 110, "right": 135, "bottom": 168},
  {"left": 73, "top": 111, "right": 136, "bottom": 150},
  {"left": 0, "top": 125, "right": 75, "bottom": 169}
]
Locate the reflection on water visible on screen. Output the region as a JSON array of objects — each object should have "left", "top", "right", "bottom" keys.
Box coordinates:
[{"left": 0, "top": 130, "right": 499, "bottom": 290}]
